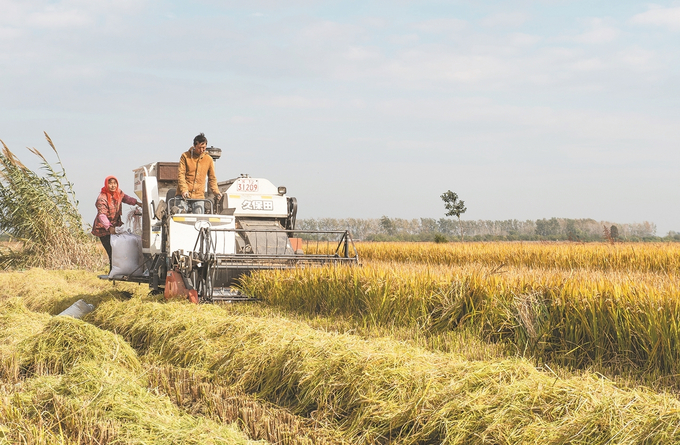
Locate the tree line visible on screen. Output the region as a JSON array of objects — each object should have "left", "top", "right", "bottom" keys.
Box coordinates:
[{"left": 295, "top": 217, "right": 670, "bottom": 242}]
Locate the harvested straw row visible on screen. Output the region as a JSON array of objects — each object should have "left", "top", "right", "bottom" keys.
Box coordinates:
[
  {"left": 352, "top": 241, "right": 680, "bottom": 273},
  {"left": 0, "top": 268, "right": 143, "bottom": 315},
  {"left": 148, "top": 364, "right": 348, "bottom": 445},
  {"left": 89, "top": 297, "right": 680, "bottom": 445},
  {"left": 0, "top": 383, "right": 112, "bottom": 445},
  {"left": 0, "top": 299, "right": 261, "bottom": 445},
  {"left": 1, "top": 379, "right": 128, "bottom": 445},
  {"left": 0, "top": 271, "right": 350, "bottom": 444},
  {"left": 238, "top": 263, "right": 680, "bottom": 380},
  {"left": 0, "top": 298, "right": 51, "bottom": 382}
]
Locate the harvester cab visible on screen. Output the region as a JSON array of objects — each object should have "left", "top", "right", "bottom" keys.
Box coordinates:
[{"left": 105, "top": 147, "right": 358, "bottom": 302}]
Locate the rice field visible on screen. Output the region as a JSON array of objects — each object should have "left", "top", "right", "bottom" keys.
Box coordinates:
[
  {"left": 336, "top": 241, "right": 680, "bottom": 273},
  {"left": 2, "top": 241, "right": 680, "bottom": 443}
]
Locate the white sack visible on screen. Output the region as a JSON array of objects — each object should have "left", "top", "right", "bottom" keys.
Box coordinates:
[
  {"left": 109, "top": 232, "right": 144, "bottom": 277},
  {"left": 58, "top": 299, "right": 95, "bottom": 319}
]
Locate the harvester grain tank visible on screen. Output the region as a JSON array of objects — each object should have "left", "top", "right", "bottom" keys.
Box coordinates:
[{"left": 106, "top": 146, "right": 358, "bottom": 302}]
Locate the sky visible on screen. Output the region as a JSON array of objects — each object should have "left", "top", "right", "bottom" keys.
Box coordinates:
[{"left": 1, "top": 0, "right": 679, "bottom": 234}]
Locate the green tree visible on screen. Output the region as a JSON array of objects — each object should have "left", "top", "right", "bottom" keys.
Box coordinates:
[
  {"left": 379, "top": 215, "right": 395, "bottom": 236},
  {"left": 440, "top": 190, "right": 467, "bottom": 240},
  {"left": 610, "top": 225, "right": 619, "bottom": 240},
  {"left": 433, "top": 233, "right": 448, "bottom": 243},
  {"left": 535, "top": 218, "right": 560, "bottom": 237}
]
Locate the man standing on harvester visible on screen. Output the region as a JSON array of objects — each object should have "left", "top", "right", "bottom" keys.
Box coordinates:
[{"left": 176, "top": 132, "right": 222, "bottom": 213}]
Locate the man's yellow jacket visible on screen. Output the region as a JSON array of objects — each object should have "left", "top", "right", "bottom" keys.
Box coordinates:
[{"left": 176, "top": 148, "right": 220, "bottom": 199}]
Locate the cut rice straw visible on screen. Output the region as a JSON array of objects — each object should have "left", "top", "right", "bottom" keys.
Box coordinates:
[{"left": 90, "top": 298, "right": 680, "bottom": 445}]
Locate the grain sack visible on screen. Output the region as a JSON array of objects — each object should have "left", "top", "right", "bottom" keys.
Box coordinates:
[{"left": 109, "top": 232, "right": 144, "bottom": 277}]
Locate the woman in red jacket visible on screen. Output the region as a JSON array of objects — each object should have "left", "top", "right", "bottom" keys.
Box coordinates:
[{"left": 91, "top": 176, "right": 141, "bottom": 272}]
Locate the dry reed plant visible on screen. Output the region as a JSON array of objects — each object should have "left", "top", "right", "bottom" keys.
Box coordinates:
[
  {"left": 0, "top": 133, "right": 105, "bottom": 270},
  {"left": 88, "top": 297, "right": 680, "bottom": 445}
]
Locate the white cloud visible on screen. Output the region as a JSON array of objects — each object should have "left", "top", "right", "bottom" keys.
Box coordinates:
[
  {"left": 617, "top": 46, "right": 656, "bottom": 70},
  {"left": 27, "top": 8, "right": 94, "bottom": 29},
  {"left": 508, "top": 32, "right": 541, "bottom": 46},
  {"left": 370, "top": 96, "right": 680, "bottom": 158},
  {"left": 298, "top": 20, "right": 364, "bottom": 45},
  {"left": 230, "top": 116, "right": 257, "bottom": 124},
  {"left": 480, "top": 12, "right": 529, "bottom": 28},
  {"left": 343, "top": 46, "right": 380, "bottom": 61},
  {"left": 261, "top": 95, "right": 333, "bottom": 109},
  {"left": 0, "top": 26, "right": 21, "bottom": 40},
  {"left": 410, "top": 18, "right": 467, "bottom": 34},
  {"left": 569, "top": 57, "right": 606, "bottom": 72},
  {"left": 0, "top": 0, "right": 23, "bottom": 25},
  {"left": 569, "top": 18, "right": 620, "bottom": 44},
  {"left": 388, "top": 33, "right": 420, "bottom": 45},
  {"left": 384, "top": 50, "right": 508, "bottom": 83},
  {"left": 361, "top": 17, "right": 388, "bottom": 28},
  {"left": 630, "top": 6, "right": 680, "bottom": 30},
  {"left": 281, "top": 24, "right": 659, "bottom": 93},
  {"left": 0, "top": 0, "right": 149, "bottom": 30}
]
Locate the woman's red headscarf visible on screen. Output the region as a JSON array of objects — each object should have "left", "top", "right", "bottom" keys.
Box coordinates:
[{"left": 101, "top": 175, "right": 122, "bottom": 211}]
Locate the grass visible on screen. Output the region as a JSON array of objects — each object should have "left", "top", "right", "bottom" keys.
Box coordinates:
[{"left": 0, "top": 267, "right": 139, "bottom": 314}]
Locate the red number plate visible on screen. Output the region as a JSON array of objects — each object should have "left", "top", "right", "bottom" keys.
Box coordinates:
[{"left": 236, "top": 179, "right": 259, "bottom": 192}]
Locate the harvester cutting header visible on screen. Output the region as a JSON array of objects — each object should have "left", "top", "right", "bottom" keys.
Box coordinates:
[{"left": 104, "top": 144, "right": 358, "bottom": 302}]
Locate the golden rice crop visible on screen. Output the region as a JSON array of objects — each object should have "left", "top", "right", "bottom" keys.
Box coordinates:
[
  {"left": 352, "top": 241, "right": 680, "bottom": 273},
  {"left": 88, "top": 297, "right": 680, "bottom": 445},
  {"left": 5, "top": 239, "right": 680, "bottom": 444},
  {"left": 238, "top": 261, "right": 680, "bottom": 379}
]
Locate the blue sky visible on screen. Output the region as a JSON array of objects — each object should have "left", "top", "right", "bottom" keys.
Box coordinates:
[{"left": 1, "top": 1, "right": 679, "bottom": 233}]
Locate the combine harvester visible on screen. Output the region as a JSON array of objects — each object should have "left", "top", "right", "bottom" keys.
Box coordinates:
[{"left": 104, "top": 147, "right": 358, "bottom": 302}]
